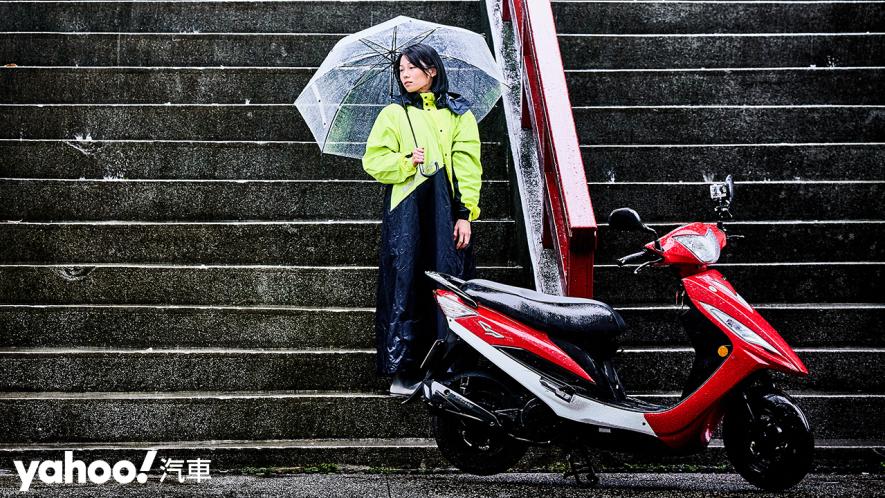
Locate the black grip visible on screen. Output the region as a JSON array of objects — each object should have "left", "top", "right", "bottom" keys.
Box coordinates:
[{"left": 617, "top": 250, "right": 648, "bottom": 266}]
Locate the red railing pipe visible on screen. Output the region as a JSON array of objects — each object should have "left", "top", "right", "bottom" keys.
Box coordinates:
[{"left": 502, "top": 0, "right": 597, "bottom": 297}]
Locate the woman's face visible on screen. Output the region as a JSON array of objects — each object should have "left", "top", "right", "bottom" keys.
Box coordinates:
[{"left": 399, "top": 57, "right": 437, "bottom": 94}]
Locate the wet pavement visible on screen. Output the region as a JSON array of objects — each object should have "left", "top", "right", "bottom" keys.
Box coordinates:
[{"left": 0, "top": 472, "right": 883, "bottom": 497}]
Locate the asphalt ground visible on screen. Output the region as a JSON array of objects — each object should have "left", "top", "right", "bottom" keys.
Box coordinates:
[{"left": 0, "top": 472, "right": 883, "bottom": 497}]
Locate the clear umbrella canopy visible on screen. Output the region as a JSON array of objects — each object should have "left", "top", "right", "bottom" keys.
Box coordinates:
[{"left": 295, "top": 16, "right": 506, "bottom": 159}]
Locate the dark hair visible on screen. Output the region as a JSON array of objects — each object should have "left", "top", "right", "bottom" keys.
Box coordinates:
[{"left": 394, "top": 43, "right": 449, "bottom": 100}]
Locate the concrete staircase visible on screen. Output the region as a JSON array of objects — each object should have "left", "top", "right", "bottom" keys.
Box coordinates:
[
  {"left": 0, "top": 0, "right": 520, "bottom": 470},
  {"left": 1, "top": 0, "right": 882, "bottom": 473}
]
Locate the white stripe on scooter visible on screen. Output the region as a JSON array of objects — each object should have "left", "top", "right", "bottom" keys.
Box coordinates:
[{"left": 447, "top": 319, "right": 657, "bottom": 436}]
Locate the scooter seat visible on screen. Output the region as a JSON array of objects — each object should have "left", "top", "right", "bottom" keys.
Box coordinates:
[{"left": 462, "top": 279, "right": 626, "bottom": 343}]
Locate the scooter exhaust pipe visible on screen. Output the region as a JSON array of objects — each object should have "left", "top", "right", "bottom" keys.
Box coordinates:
[{"left": 424, "top": 381, "right": 500, "bottom": 427}]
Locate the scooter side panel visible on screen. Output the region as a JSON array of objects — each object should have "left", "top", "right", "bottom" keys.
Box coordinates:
[
  {"left": 644, "top": 350, "right": 758, "bottom": 448},
  {"left": 455, "top": 301, "right": 594, "bottom": 382},
  {"left": 686, "top": 270, "right": 807, "bottom": 375},
  {"left": 446, "top": 318, "right": 657, "bottom": 436}
]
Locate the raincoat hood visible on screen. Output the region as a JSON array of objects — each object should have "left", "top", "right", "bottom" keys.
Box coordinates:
[{"left": 397, "top": 91, "right": 472, "bottom": 115}]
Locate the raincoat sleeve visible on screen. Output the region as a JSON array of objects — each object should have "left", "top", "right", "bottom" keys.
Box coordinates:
[
  {"left": 362, "top": 105, "right": 418, "bottom": 185},
  {"left": 451, "top": 110, "right": 483, "bottom": 221}
]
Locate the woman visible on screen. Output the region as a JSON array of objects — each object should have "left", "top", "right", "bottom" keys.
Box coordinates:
[{"left": 362, "top": 43, "right": 483, "bottom": 395}]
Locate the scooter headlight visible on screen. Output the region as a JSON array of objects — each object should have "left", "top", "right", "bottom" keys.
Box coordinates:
[
  {"left": 701, "top": 303, "right": 779, "bottom": 354},
  {"left": 673, "top": 228, "right": 721, "bottom": 263}
]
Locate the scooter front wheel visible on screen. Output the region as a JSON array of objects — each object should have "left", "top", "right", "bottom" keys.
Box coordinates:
[{"left": 723, "top": 389, "right": 814, "bottom": 491}]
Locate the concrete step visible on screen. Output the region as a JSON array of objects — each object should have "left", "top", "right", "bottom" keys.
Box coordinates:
[
  {"left": 0, "top": 263, "right": 874, "bottom": 306},
  {"left": 0, "top": 438, "right": 881, "bottom": 474},
  {"left": 553, "top": 1, "right": 885, "bottom": 34},
  {"left": 1, "top": 220, "right": 877, "bottom": 265},
  {"left": 0, "top": 220, "right": 519, "bottom": 266},
  {"left": 0, "top": 1, "right": 484, "bottom": 33},
  {"left": 0, "top": 140, "right": 509, "bottom": 181},
  {"left": 559, "top": 34, "right": 884, "bottom": 69},
  {"left": 0, "top": 391, "right": 879, "bottom": 443},
  {"left": 11, "top": 1, "right": 880, "bottom": 36},
  {"left": 0, "top": 304, "right": 384, "bottom": 350},
  {"left": 3, "top": 180, "right": 879, "bottom": 222},
  {"left": 0, "top": 33, "right": 342, "bottom": 66},
  {"left": 0, "top": 392, "right": 425, "bottom": 443},
  {"left": 0, "top": 104, "right": 505, "bottom": 141},
  {"left": 574, "top": 106, "right": 885, "bottom": 145},
  {"left": 0, "top": 265, "right": 526, "bottom": 307},
  {"left": 1, "top": 67, "right": 312, "bottom": 104},
  {"left": 594, "top": 263, "right": 883, "bottom": 304},
  {"left": 7, "top": 33, "right": 884, "bottom": 69},
  {"left": 0, "top": 348, "right": 880, "bottom": 393},
  {"left": 597, "top": 221, "right": 884, "bottom": 263},
  {"left": 0, "top": 179, "right": 511, "bottom": 221},
  {"left": 615, "top": 304, "right": 885, "bottom": 348},
  {"left": 567, "top": 68, "right": 885, "bottom": 106},
  {"left": 7, "top": 67, "right": 884, "bottom": 107},
  {"left": 0, "top": 67, "right": 328, "bottom": 106},
  {"left": 2, "top": 304, "right": 881, "bottom": 349},
  {"left": 589, "top": 181, "right": 883, "bottom": 221},
  {"left": 581, "top": 144, "right": 885, "bottom": 182}
]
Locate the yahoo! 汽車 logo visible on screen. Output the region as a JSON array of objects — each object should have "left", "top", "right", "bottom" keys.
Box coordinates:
[{"left": 13, "top": 450, "right": 156, "bottom": 492}]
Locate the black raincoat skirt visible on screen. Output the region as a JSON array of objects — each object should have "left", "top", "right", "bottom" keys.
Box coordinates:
[{"left": 374, "top": 169, "right": 475, "bottom": 376}]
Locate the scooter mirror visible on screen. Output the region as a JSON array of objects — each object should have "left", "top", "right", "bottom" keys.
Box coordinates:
[
  {"left": 608, "top": 208, "right": 646, "bottom": 231},
  {"left": 725, "top": 174, "right": 735, "bottom": 204}
]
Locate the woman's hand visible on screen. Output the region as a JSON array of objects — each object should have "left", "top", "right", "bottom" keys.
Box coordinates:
[
  {"left": 410, "top": 147, "right": 425, "bottom": 166},
  {"left": 453, "top": 219, "right": 471, "bottom": 250}
]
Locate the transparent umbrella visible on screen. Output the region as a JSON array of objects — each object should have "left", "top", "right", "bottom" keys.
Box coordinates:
[{"left": 295, "top": 16, "right": 506, "bottom": 159}]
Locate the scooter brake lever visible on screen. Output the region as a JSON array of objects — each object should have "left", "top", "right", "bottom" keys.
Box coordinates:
[{"left": 633, "top": 259, "right": 658, "bottom": 275}]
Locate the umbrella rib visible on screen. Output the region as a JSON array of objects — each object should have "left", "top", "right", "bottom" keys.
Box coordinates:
[
  {"left": 392, "top": 25, "right": 397, "bottom": 56},
  {"left": 364, "top": 36, "right": 392, "bottom": 54},
  {"left": 309, "top": 54, "right": 389, "bottom": 99},
  {"left": 319, "top": 101, "right": 349, "bottom": 155},
  {"left": 394, "top": 27, "right": 440, "bottom": 51},
  {"left": 354, "top": 58, "right": 405, "bottom": 99},
  {"left": 308, "top": 51, "right": 386, "bottom": 85},
  {"left": 438, "top": 53, "right": 510, "bottom": 88},
  {"left": 437, "top": 53, "right": 494, "bottom": 72},
  {"left": 317, "top": 60, "right": 392, "bottom": 153},
  {"left": 359, "top": 37, "right": 395, "bottom": 59},
  {"left": 339, "top": 51, "right": 386, "bottom": 67}
]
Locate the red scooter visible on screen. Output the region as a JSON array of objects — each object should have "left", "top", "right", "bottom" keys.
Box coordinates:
[{"left": 407, "top": 176, "right": 814, "bottom": 490}]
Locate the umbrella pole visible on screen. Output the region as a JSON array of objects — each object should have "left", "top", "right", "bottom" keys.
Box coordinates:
[{"left": 399, "top": 94, "right": 419, "bottom": 151}]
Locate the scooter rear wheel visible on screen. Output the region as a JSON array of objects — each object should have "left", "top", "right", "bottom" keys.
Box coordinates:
[
  {"left": 431, "top": 373, "right": 528, "bottom": 475},
  {"left": 723, "top": 389, "right": 814, "bottom": 490}
]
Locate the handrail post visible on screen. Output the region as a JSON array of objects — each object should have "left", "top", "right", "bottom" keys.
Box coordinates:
[{"left": 501, "top": 0, "right": 598, "bottom": 297}]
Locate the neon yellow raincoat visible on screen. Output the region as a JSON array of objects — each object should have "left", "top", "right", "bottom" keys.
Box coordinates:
[
  {"left": 362, "top": 92, "right": 482, "bottom": 221},
  {"left": 363, "top": 92, "right": 483, "bottom": 375}
]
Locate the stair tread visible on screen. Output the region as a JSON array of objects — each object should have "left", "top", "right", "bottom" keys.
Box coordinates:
[{"left": 0, "top": 438, "right": 437, "bottom": 451}]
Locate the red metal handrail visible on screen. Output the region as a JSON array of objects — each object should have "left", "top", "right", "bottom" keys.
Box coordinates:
[{"left": 502, "top": 0, "right": 597, "bottom": 297}]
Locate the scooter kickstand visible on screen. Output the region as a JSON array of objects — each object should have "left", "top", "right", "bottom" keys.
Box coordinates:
[{"left": 563, "top": 448, "right": 600, "bottom": 488}]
